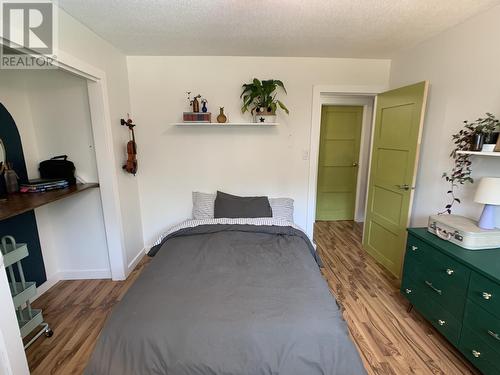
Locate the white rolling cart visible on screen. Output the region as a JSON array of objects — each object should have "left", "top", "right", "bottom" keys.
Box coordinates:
[{"left": 0, "top": 235, "right": 52, "bottom": 349}]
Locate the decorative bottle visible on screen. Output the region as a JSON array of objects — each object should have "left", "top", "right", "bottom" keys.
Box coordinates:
[
  {"left": 4, "top": 163, "right": 19, "bottom": 193},
  {"left": 217, "top": 107, "right": 227, "bottom": 123}
]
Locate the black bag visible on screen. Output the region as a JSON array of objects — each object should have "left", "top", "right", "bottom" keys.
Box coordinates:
[{"left": 39, "top": 155, "right": 76, "bottom": 185}]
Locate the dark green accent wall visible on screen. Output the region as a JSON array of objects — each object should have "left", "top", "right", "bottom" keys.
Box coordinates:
[{"left": 0, "top": 102, "right": 47, "bottom": 286}]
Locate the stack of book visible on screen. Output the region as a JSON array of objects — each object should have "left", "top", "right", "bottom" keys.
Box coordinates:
[
  {"left": 183, "top": 112, "right": 211, "bottom": 123},
  {"left": 20, "top": 179, "right": 69, "bottom": 193}
]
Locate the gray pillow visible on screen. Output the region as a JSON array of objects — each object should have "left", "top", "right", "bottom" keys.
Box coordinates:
[{"left": 214, "top": 191, "right": 272, "bottom": 218}]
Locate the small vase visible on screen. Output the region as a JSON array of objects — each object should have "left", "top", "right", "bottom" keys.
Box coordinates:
[
  {"left": 0, "top": 171, "right": 7, "bottom": 200},
  {"left": 4, "top": 168, "right": 18, "bottom": 193},
  {"left": 470, "top": 133, "right": 484, "bottom": 151},
  {"left": 217, "top": 107, "right": 227, "bottom": 123},
  {"left": 202, "top": 102, "right": 208, "bottom": 113}
]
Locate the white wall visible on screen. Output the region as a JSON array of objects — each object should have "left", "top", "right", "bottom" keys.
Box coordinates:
[
  {"left": 0, "top": 69, "right": 110, "bottom": 285},
  {"left": 390, "top": 5, "right": 500, "bottom": 228},
  {"left": 127, "top": 56, "right": 391, "bottom": 245},
  {"left": 58, "top": 9, "right": 145, "bottom": 267}
]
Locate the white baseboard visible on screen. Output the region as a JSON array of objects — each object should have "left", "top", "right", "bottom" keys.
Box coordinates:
[
  {"left": 32, "top": 249, "right": 146, "bottom": 300},
  {"left": 126, "top": 247, "right": 147, "bottom": 276},
  {"left": 58, "top": 268, "right": 111, "bottom": 280}
]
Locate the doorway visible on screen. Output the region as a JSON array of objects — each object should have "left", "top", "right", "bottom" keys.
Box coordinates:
[
  {"left": 307, "top": 88, "right": 381, "bottom": 239},
  {"left": 316, "top": 105, "right": 363, "bottom": 221}
]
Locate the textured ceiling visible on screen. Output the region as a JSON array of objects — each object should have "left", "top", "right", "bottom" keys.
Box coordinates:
[{"left": 58, "top": 0, "right": 500, "bottom": 57}]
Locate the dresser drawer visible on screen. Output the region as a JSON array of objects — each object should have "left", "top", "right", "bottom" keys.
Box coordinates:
[
  {"left": 405, "top": 234, "right": 431, "bottom": 264},
  {"left": 468, "top": 272, "right": 500, "bottom": 319},
  {"left": 460, "top": 326, "right": 500, "bottom": 375},
  {"left": 464, "top": 299, "right": 500, "bottom": 353},
  {"left": 404, "top": 237, "right": 470, "bottom": 291},
  {"left": 404, "top": 265, "right": 467, "bottom": 319},
  {"left": 401, "top": 276, "right": 461, "bottom": 345}
]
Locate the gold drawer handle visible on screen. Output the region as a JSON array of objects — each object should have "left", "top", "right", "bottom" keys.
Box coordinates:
[
  {"left": 472, "top": 350, "right": 481, "bottom": 358},
  {"left": 445, "top": 268, "right": 454, "bottom": 275},
  {"left": 405, "top": 288, "right": 412, "bottom": 294},
  {"left": 411, "top": 245, "right": 418, "bottom": 252},
  {"left": 438, "top": 319, "right": 446, "bottom": 326},
  {"left": 425, "top": 280, "right": 442, "bottom": 295},
  {"left": 488, "top": 330, "right": 500, "bottom": 341},
  {"left": 482, "top": 292, "right": 492, "bottom": 300}
]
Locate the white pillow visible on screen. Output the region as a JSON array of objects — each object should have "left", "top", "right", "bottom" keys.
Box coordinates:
[
  {"left": 192, "top": 192, "right": 216, "bottom": 219},
  {"left": 269, "top": 198, "right": 294, "bottom": 222}
]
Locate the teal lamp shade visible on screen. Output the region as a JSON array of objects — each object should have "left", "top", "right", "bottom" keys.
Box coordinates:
[{"left": 474, "top": 178, "right": 500, "bottom": 230}]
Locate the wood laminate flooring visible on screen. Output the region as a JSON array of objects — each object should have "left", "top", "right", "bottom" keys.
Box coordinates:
[{"left": 26, "top": 221, "right": 479, "bottom": 374}]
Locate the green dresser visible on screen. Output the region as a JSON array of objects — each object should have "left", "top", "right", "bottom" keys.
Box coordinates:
[{"left": 401, "top": 228, "right": 500, "bottom": 375}]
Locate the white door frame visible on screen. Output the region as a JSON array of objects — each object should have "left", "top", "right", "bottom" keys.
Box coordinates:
[
  {"left": 44, "top": 51, "right": 128, "bottom": 281},
  {"left": 306, "top": 85, "right": 387, "bottom": 239}
]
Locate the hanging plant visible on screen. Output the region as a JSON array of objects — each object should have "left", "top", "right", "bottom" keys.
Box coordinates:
[{"left": 440, "top": 113, "right": 499, "bottom": 214}]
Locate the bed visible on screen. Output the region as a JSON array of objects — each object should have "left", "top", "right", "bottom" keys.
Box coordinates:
[{"left": 85, "top": 195, "right": 366, "bottom": 375}]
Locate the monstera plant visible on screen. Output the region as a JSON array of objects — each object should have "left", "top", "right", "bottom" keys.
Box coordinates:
[{"left": 241, "top": 79, "right": 289, "bottom": 122}]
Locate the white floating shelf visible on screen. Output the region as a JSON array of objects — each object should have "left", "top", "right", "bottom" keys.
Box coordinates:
[
  {"left": 171, "top": 122, "right": 278, "bottom": 126},
  {"left": 456, "top": 151, "right": 500, "bottom": 157}
]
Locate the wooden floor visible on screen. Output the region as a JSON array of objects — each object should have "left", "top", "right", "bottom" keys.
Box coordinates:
[
  {"left": 25, "top": 257, "right": 151, "bottom": 375},
  {"left": 26, "top": 221, "right": 479, "bottom": 375},
  {"left": 315, "top": 221, "right": 478, "bottom": 375}
]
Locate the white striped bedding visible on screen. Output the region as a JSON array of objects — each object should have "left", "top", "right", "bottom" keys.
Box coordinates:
[{"left": 152, "top": 218, "right": 302, "bottom": 247}]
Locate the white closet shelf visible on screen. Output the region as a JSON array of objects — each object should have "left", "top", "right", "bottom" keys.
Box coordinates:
[
  {"left": 171, "top": 122, "right": 278, "bottom": 126},
  {"left": 456, "top": 151, "right": 500, "bottom": 157}
]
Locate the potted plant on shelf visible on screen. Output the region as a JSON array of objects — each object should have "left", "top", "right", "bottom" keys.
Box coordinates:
[
  {"left": 440, "top": 112, "right": 499, "bottom": 214},
  {"left": 469, "top": 113, "right": 499, "bottom": 152},
  {"left": 241, "top": 79, "right": 289, "bottom": 123}
]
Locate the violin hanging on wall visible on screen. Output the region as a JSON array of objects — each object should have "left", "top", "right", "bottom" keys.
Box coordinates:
[{"left": 121, "top": 115, "right": 138, "bottom": 175}]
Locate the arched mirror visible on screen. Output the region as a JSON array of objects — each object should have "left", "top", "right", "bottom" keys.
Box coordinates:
[{"left": 0, "top": 138, "right": 5, "bottom": 167}]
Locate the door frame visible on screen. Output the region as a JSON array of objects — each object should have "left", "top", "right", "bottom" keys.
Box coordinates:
[{"left": 306, "top": 85, "right": 386, "bottom": 239}]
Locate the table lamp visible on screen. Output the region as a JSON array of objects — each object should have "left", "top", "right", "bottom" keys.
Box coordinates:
[{"left": 474, "top": 177, "right": 500, "bottom": 230}]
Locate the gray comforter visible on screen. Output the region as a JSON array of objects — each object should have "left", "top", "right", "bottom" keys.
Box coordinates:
[{"left": 85, "top": 224, "right": 366, "bottom": 375}]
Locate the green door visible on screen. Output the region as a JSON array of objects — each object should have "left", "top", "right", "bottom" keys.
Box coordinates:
[
  {"left": 363, "top": 82, "right": 428, "bottom": 277},
  {"left": 316, "top": 105, "right": 363, "bottom": 221}
]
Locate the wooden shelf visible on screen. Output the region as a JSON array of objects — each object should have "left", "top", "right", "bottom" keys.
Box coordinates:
[
  {"left": 172, "top": 122, "right": 278, "bottom": 126},
  {"left": 0, "top": 183, "right": 99, "bottom": 221},
  {"left": 456, "top": 151, "right": 500, "bottom": 157}
]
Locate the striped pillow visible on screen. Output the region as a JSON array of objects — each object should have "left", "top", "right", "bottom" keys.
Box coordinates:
[
  {"left": 192, "top": 192, "right": 216, "bottom": 219},
  {"left": 269, "top": 198, "right": 294, "bottom": 222}
]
